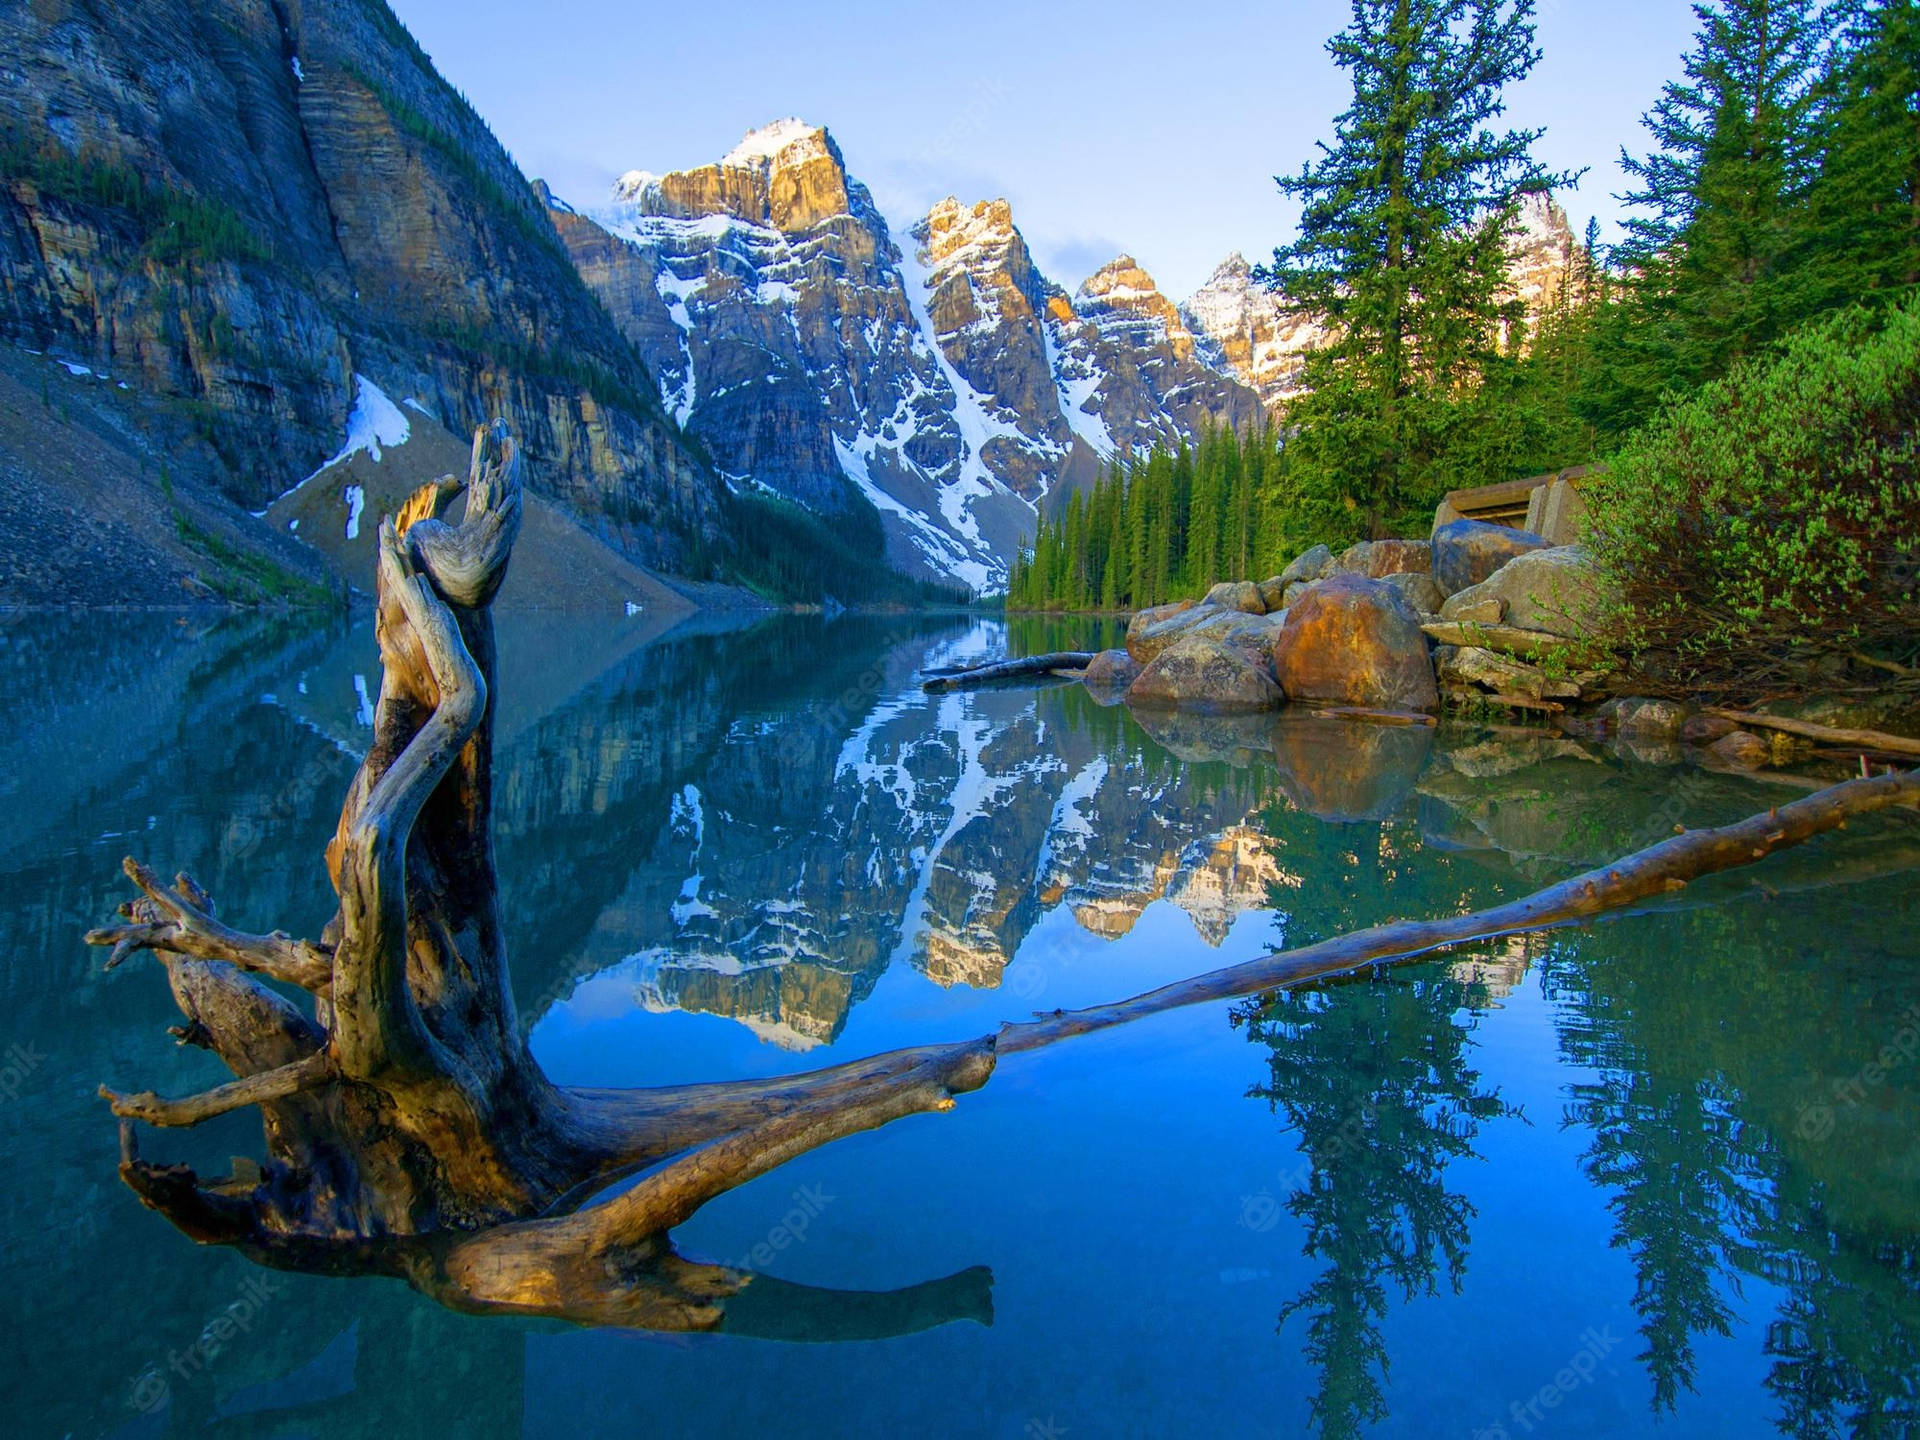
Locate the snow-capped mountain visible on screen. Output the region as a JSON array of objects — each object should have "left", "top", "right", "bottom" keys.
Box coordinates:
[
  {"left": 1182, "top": 252, "right": 1325, "bottom": 405},
  {"left": 542, "top": 120, "right": 1588, "bottom": 594},
  {"left": 544, "top": 121, "right": 1267, "bottom": 592}
]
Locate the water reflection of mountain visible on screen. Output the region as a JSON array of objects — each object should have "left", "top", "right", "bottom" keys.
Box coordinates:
[
  {"left": 7, "top": 612, "right": 1920, "bottom": 1438},
  {"left": 514, "top": 625, "right": 1313, "bottom": 1047}
]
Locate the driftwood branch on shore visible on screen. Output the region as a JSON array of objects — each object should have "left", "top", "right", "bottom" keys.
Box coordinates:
[
  {"left": 84, "top": 424, "right": 1920, "bottom": 1338},
  {"left": 1705, "top": 707, "right": 1920, "bottom": 758},
  {"left": 921, "top": 651, "right": 1097, "bottom": 690}
]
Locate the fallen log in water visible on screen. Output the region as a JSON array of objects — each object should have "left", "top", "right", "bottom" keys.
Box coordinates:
[
  {"left": 1704, "top": 707, "right": 1920, "bottom": 758},
  {"left": 920, "top": 651, "right": 1097, "bottom": 691},
  {"left": 1000, "top": 765, "right": 1920, "bottom": 1053}
]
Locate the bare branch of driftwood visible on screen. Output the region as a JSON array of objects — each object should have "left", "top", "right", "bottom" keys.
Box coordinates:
[
  {"left": 1705, "top": 708, "right": 1920, "bottom": 758},
  {"left": 921, "top": 652, "right": 1097, "bottom": 690},
  {"left": 100, "top": 1049, "right": 334, "bottom": 1127},
  {"left": 84, "top": 859, "right": 334, "bottom": 992}
]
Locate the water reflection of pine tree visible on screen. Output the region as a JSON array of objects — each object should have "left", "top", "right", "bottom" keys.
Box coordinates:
[
  {"left": 1240, "top": 968, "right": 1511, "bottom": 1438},
  {"left": 1545, "top": 896, "right": 1920, "bottom": 1435}
]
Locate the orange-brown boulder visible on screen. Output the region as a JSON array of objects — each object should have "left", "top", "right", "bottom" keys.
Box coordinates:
[{"left": 1270, "top": 573, "right": 1439, "bottom": 711}]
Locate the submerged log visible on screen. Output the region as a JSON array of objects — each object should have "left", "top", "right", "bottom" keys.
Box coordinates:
[
  {"left": 83, "top": 421, "right": 1920, "bottom": 1339},
  {"left": 920, "top": 651, "right": 1097, "bottom": 690},
  {"left": 1703, "top": 707, "right": 1920, "bottom": 758}
]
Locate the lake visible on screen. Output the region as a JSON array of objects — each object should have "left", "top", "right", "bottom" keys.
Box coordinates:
[{"left": 2, "top": 610, "right": 1917, "bottom": 1439}]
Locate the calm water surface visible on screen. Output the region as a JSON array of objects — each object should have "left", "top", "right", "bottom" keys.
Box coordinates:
[{"left": 2, "top": 610, "right": 1917, "bottom": 1439}]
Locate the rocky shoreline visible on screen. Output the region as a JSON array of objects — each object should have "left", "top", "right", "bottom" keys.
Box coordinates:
[{"left": 1058, "top": 518, "right": 1917, "bottom": 774}]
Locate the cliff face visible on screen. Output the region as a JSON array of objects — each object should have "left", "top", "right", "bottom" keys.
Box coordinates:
[
  {"left": 0, "top": 0, "right": 718, "bottom": 569},
  {"left": 1182, "top": 252, "right": 1325, "bottom": 405}
]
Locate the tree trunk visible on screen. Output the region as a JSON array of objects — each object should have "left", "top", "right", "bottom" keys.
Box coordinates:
[{"left": 88, "top": 423, "right": 1920, "bottom": 1337}]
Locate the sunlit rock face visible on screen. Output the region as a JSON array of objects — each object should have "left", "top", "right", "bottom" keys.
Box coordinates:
[
  {"left": 547, "top": 122, "right": 1269, "bottom": 590},
  {"left": 1181, "top": 194, "right": 1588, "bottom": 402},
  {"left": 1504, "top": 194, "right": 1585, "bottom": 326},
  {"left": 1055, "top": 255, "right": 1269, "bottom": 456},
  {"left": 1181, "top": 252, "right": 1325, "bottom": 404}
]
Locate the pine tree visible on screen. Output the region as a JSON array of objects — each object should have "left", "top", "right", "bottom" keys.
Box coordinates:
[
  {"left": 1593, "top": 0, "right": 1827, "bottom": 432},
  {"left": 1259, "top": 0, "right": 1568, "bottom": 543},
  {"left": 1008, "top": 426, "right": 1285, "bottom": 610},
  {"left": 1801, "top": 0, "right": 1920, "bottom": 305}
]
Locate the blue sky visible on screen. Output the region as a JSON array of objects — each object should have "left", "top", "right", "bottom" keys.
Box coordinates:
[{"left": 387, "top": 0, "right": 1700, "bottom": 300}]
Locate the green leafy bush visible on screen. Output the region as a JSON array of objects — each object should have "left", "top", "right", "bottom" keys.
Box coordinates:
[{"left": 1585, "top": 295, "right": 1920, "bottom": 692}]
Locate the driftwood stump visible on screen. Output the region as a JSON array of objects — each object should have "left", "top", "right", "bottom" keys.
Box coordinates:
[{"left": 88, "top": 423, "right": 1920, "bottom": 1337}]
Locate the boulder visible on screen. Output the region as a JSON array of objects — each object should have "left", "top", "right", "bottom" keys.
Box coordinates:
[
  {"left": 1435, "top": 545, "right": 1611, "bottom": 640},
  {"left": 1277, "top": 543, "right": 1334, "bottom": 589},
  {"left": 1256, "top": 575, "right": 1289, "bottom": 612},
  {"left": 1430, "top": 519, "right": 1551, "bottom": 596},
  {"left": 1269, "top": 572, "right": 1440, "bottom": 712},
  {"left": 1438, "top": 646, "right": 1581, "bottom": 701},
  {"left": 1187, "top": 609, "right": 1287, "bottom": 667},
  {"left": 1125, "top": 633, "right": 1285, "bottom": 713},
  {"left": 1203, "top": 580, "right": 1267, "bottom": 615},
  {"left": 1080, "top": 648, "right": 1139, "bottom": 699},
  {"left": 1607, "top": 696, "right": 1689, "bottom": 741},
  {"left": 1439, "top": 594, "right": 1506, "bottom": 626},
  {"left": 1282, "top": 580, "right": 1316, "bottom": 608},
  {"left": 1126, "top": 599, "right": 1205, "bottom": 664},
  {"left": 1682, "top": 713, "right": 1740, "bottom": 745},
  {"left": 1382, "top": 571, "right": 1446, "bottom": 617},
  {"left": 1331, "top": 537, "right": 1432, "bottom": 579},
  {"left": 1709, "top": 730, "right": 1771, "bottom": 769}
]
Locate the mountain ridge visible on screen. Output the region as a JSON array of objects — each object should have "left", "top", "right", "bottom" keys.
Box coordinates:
[{"left": 548, "top": 119, "right": 1276, "bottom": 590}]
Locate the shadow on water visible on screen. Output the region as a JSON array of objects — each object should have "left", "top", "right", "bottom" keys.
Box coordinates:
[{"left": 2, "top": 609, "right": 1918, "bottom": 1435}]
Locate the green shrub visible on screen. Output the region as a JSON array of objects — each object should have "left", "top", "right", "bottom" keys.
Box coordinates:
[{"left": 1585, "top": 294, "right": 1920, "bottom": 693}]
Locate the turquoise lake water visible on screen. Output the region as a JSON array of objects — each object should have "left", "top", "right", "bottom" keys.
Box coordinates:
[{"left": 2, "top": 610, "right": 1917, "bottom": 1438}]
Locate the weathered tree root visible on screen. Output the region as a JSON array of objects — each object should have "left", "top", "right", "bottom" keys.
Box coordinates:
[{"left": 86, "top": 421, "right": 1920, "bottom": 1339}]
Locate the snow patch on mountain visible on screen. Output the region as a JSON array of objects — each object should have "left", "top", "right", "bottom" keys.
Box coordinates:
[{"left": 720, "top": 117, "right": 824, "bottom": 170}]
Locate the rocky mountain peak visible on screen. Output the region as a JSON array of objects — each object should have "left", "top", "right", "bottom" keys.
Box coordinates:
[
  {"left": 1506, "top": 193, "right": 1583, "bottom": 317},
  {"left": 1077, "top": 256, "right": 1197, "bottom": 362},
  {"left": 1182, "top": 251, "right": 1321, "bottom": 405},
  {"left": 719, "top": 117, "right": 836, "bottom": 173},
  {"left": 605, "top": 118, "right": 858, "bottom": 235},
  {"left": 916, "top": 196, "right": 1056, "bottom": 330}
]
